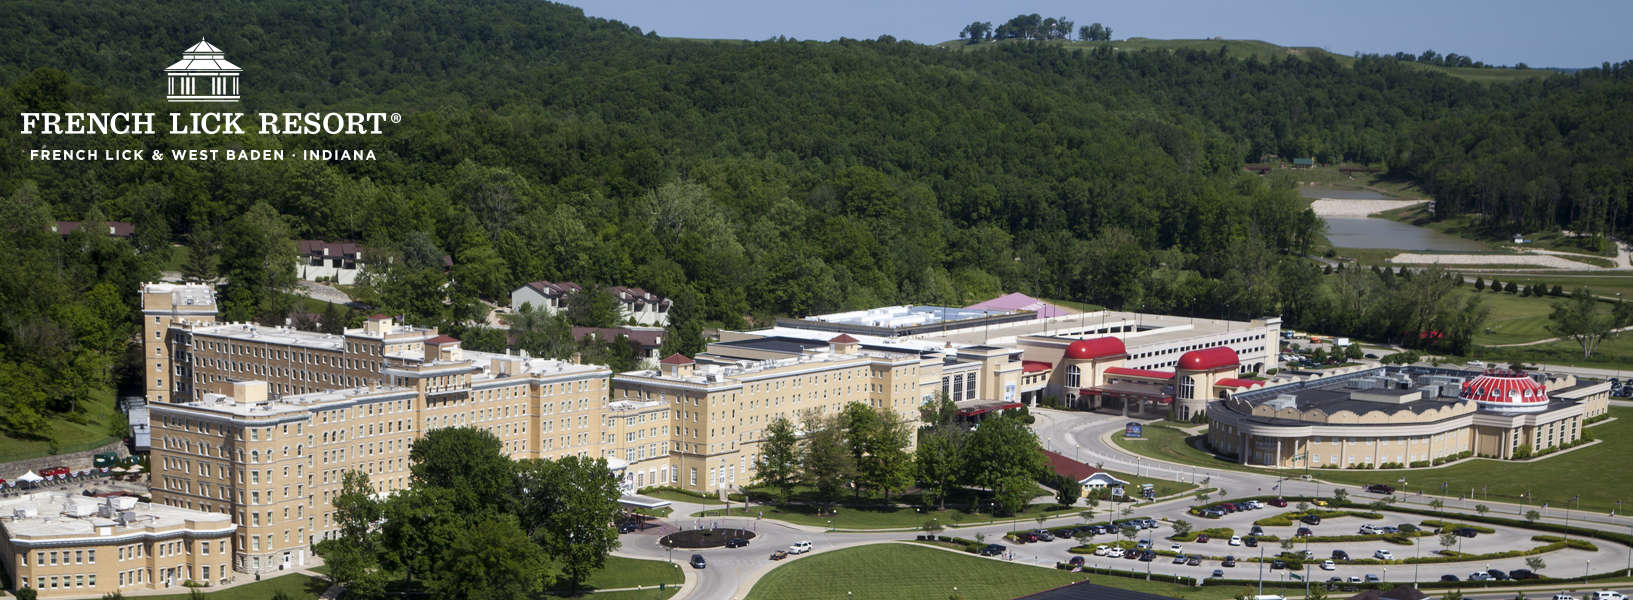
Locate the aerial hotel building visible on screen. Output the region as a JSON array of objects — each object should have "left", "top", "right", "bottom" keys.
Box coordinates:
[
  {"left": 0, "top": 493, "right": 235, "bottom": 597},
  {"left": 1206, "top": 367, "right": 1611, "bottom": 468}
]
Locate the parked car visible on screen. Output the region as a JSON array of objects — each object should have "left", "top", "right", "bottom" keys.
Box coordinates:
[
  {"left": 1365, "top": 574, "right": 1380, "bottom": 582},
  {"left": 1331, "top": 550, "right": 1349, "bottom": 560},
  {"left": 1139, "top": 551, "right": 1156, "bottom": 562},
  {"left": 1229, "top": 536, "right": 1243, "bottom": 546},
  {"left": 1359, "top": 524, "right": 1378, "bottom": 535},
  {"left": 1137, "top": 539, "right": 1153, "bottom": 550},
  {"left": 725, "top": 537, "right": 749, "bottom": 548},
  {"left": 1069, "top": 556, "right": 1085, "bottom": 568},
  {"left": 690, "top": 554, "right": 707, "bottom": 569},
  {"left": 1250, "top": 526, "right": 1265, "bottom": 536},
  {"left": 1554, "top": 595, "right": 1579, "bottom": 600},
  {"left": 1373, "top": 549, "right": 1394, "bottom": 560},
  {"left": 1454, "top": 527, "right": 1479, "bottom": 538},
  {"left": 1169, "top": 543, "right": 1183, "bottom": 553},
  {"left": 1271, "top": 560, "right": 1286, "bottom": 570},
  {"left": 1367, "top": 484, "right": 1396, "bottom": 494},
  {"left": 1321, "top": 560, "right": 1336, "bottom": 571},
  {"left": 1223, "top": 556, "right": 1237, "bottom": 567},
  {"left": 1244, "top": 537, "right": 1258, "bottom": 547},
  {"left": 1467, "top": 572, "right": 1492, "bottom": 581},
  {"left": 1212, "top": 569, "right": 1225, "bottom": 578},
  {"left": 1093, "top": 545, "right": 1109, "bottom": 556},
  {"left": 1397, "top": 523, "right": 1418, "bottom": 533},
  {"left": 1033, "top": 529, "right": 1055, "bottom": 542},
  {"left": 1590, "top": 592, "right": 1628, "bottom": 600},
  {"left": 1125, "top": 549, "right": 1141, "bottom": 560},
  {"left": 1196, "top": 535, "right": 1211, "bottom": 543},
  {"left": 790, "top": 540, "right": 813, "bottom": 554},
  {"left": 1347, "top": 576, "right": 1363, "bottom": 583},
  {"left": 1301, "top": 514, "right": 1322, "bottom": 525},
  {"left": 1296, "top": 527, "right": 1313, "bottom": 537},
  {"left": 1509, "top": 569, "right": 1539, "bottom": 580},
  {"left": 1269, "top": 498, "right": 1288, "bottom": 507},
  {"left": 1106, "top": 547, "right": 1124, "bottom": 558},
  {"left": 619, "top": 521, "right": 638, "bottom": 533},
  {"left": 1487, "top": 569, "right": 1511, "bottom": 581},
  {"left": 1441, "top": 574, "right": 1460, "bottom": 582},
  {"left": 1172, "top": 554, "right": 1188, "bottom": 564},
  {"left": 769, "top": 550, "right": 788, "bottom": 561},
  {"left": 1142, "top": 518, "right": 1158, "bottom": 528},
  {"left": 981, "top": 544, "right": 1006, "bottom": 557},
  {"left": 1187, "top": 556, "right": 1201, "bottom": 566}
]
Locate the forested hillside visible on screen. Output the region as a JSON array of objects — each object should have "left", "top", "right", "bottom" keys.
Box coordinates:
[{"left": 1, "top": 0, "right": 1631, "bottom": 438}]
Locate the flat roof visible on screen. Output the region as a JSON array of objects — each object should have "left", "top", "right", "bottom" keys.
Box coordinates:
[
  {"left": 798, "top": 305, "right": 1020, "bottom": 328},
  {"left": 0, "top": 491, "right": 231, "bottom": 539}
]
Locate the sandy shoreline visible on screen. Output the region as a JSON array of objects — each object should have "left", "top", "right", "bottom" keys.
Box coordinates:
[{"left": 1309, "top": 198, "right": 1427, "bottom": 218}]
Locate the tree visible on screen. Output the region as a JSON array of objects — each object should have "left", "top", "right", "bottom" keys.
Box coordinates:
[
  {"left": 801, "top": 414, "right": 855, "bottom": 510},
  {"left": 993, "top": 473, "right": 1035, "bottom": 516},
  {"left": 508, "top": 304, "right": 576, "bottom": 359},
  {"left": 1333, "top": 488, "right": 1349, "bottom": 503},
  {"left": 218, "top": 202, "right": 296, "bottom": 323},
  {"left": 659, "top": 286, "right": 705, "bottom": 358},
  {"left": 17, "top": 587, "right": 36, "bottom": 600},
  {"left": 915, "top": 426, "right": 963, "bottom": 510},
  {"left": 313, "top": 470, "right": 385, "bottom": 597},
  {"left": 961, "top": 414, "right": 1046, "bottom": 491},
  {"left": 959, "top": 21, "right": 992, "bottom": 43},
  {"left": 517, "top": 455, "right": 623, "bottom": 593},
  {"left": 426, "top": 513, "right": 550, "bottom": 600},
  {"left": 1525, "top": 509, "right": 1541, "bottom": 523},
  {"left": 754, "top": 417, "right": 800, "bottom": 502},
  {"left": 1524, "top": 556, "right": 1545, "bottom": 572},
  {"left": 1473, "top": 277, "right": 1485, "bottom": 291},
  {"left": 565, "top": 286, "right": 621, "bottom": 327},
  {"left": 378, "top": 486, "right": 468, "bottom": 583},
  {"left": 863, "top": 409, "right": 915, "bottom": 500},
  {"left": 1439, "top": 532, "right": 1458, "bottom": 554},
  {"left": 1475, "top": 504, "right": 1490, "bottom": 516},
  {"left": 180, "top": 230, "right": 219, "bottom": 284},
  {"left": 1172, "top": 519, "right": 1193, "bottom": 538},
  {"left": 408, "top": 427, "right": 517, "bottom": 514},
  {"left": 1504, "top": 281, "right": 1518, "bottom": 294},
  {"left": 1549, "top": 287, "right": 1620, "bottom": 359},
  {"left": 1055, "top": 475, "right": 1082, "bottom": 506},
  {"left": 1429, "top": 498, "right": 1444, "bottom": 510}
]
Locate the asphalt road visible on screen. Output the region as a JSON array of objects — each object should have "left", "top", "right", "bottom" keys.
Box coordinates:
[{"left": 618, "top": 408, "right": 1633, "bottom": 599}]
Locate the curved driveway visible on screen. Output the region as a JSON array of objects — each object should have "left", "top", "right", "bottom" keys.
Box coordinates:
[{"left": 617, "top": 408, "right": 1633, "bottom": 599}]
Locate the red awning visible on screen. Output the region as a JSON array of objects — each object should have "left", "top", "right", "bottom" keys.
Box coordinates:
[
  {"left": 1104, "top": 367, "right": 1174, "bottom": 380},
  {"left": 1022, "top": 360, "right": 1053, "bottom": 373}
]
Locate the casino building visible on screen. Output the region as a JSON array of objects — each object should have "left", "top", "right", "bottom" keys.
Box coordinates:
[{"left": 1206, "top": 367, "right": 1611, "bottom": 468}]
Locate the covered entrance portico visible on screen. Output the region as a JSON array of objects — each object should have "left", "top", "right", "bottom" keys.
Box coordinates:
[{"left": 1081, "top": 383, "right": 1173, "bottom": 419}]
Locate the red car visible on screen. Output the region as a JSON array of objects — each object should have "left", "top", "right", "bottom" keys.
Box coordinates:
[
  {"left": 1268, "top": 498, "right": 1288, "bottom": 507},
  {"left": 1196, "top": 535, "right": 1210, "bottom": 543}
]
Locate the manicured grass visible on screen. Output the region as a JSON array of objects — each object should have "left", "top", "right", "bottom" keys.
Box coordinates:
[
  {"left": 544, "top": 590, "right": 676, "bottom": 600},
  {"left": 0, "top": 392, "right": 120, "bottom": 463},
  {"left": 1116, "top": 409, "right": 1633, "bottom": 514},
  {"left": 581, "top": 556, "right": 684, "bottom": 590},
  {"left": 1463, "top": 288, "right": 1559, "bottom": 346},
  {"left": 747, "top": 543, "right": 1230, "bottom": 600},
  {"left": 1485, "top": 334, "right": 1633, "bottom": 368},
  {"left": 145, "top": 574, "right": 327, "bottom": 600}
]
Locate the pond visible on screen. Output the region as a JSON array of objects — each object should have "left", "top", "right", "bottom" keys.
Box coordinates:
[{"left": 1300, "top": 187, "right": 1486, "bottom": 252}]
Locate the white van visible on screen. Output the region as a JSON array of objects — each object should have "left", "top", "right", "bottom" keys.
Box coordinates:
[
  {"left": 1590, "top": 592, "right": 1627, "bottom": 600},
  {"left": 1252, "top": 595, "right": 1288, "bottom": 600},
  {"left": 789, "top": 540, "right": 813, "bottom": 554}
]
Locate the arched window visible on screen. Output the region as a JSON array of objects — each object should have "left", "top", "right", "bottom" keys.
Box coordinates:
[
  {"left": 1178, "top": 376, "right": 1196, "bottom": 400},
  {"left": 1066, "top": 365, "right": 1081, "bottom": 389}
]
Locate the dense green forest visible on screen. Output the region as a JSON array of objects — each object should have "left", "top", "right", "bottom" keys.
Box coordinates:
[{"left": 1, "top": 0, "right": 1630, "bottom": 438}]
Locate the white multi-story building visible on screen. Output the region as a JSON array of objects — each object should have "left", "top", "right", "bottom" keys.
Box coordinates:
[{"left": 510, "top": 281, "right": 670, "bottom": 326}]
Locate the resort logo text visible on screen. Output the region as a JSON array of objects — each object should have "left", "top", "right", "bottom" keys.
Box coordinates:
[{"left": 19, "top": 39, "right": 395, "bottom": 162}]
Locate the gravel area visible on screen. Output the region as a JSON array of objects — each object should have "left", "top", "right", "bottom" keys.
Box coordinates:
[{"left": 1309, "top": 199, "right": 1427, "bottom": 218}]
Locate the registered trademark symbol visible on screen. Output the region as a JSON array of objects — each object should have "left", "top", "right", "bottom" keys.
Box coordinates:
[{"left": 390, "top": 113, "right": 401, "bottom": 123}]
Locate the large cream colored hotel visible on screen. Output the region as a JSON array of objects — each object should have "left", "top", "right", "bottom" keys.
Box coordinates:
[{"left": 14, "top": 284, "right": 1597, "bottom": 595}]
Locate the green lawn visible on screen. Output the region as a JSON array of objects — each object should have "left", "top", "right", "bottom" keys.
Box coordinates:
[
  {"left": 1115, "top": 409, "right": 1633, "bottom": 514},
  {"left": 1485, "top": 334, "right": 1633, "bottom": 368},
  {"left": 145, "top": 574, "right": 327, "bottom": 600},
  {"left": 544, "top": 590, "right": 676, "bottom": 600},
  {"left": 0, "top": 393, "right": 120, "bottom": 463},
  {"left": 579, "top": 556, "right": 684, "bottom": 590},
  {"left": 1464, "top": 288, "right": 1559, "bottom": 346}
]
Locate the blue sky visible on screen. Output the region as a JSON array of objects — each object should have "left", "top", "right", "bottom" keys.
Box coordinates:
[{"left": 579, "top": 0, "right": 1631, "bottom": 68}]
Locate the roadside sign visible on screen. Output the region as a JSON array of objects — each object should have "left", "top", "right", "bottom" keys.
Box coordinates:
[
  {"left": 1112, "top": 487, "right": 1125, "bottom": 498},
  {"left": 1125, "top": 423, "right": 1143, "bottom": 438}
]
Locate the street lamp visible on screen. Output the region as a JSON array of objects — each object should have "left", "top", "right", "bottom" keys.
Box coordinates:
[{"left": 1256, "top": 538, "right": 1267, "bottom": 596}]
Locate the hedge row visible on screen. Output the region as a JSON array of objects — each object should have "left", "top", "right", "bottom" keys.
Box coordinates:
[
  {"left": 1420, "top": 519, "right": 1497, "bottom": 534},
  {"left": 1170, "top": 527, "right": 1235, "bottom": 542},
  {"left": 1254, "top": 509, "right": 1382, "bottom": 527}
]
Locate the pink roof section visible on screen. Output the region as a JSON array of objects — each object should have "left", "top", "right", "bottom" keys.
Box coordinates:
[{"left": 965, "top": 292, "right": 1071, "bottom": 319}]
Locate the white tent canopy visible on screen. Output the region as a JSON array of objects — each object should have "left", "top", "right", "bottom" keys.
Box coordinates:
[{"left": 16, "top": 471, "right": 43, "bottom": 483}]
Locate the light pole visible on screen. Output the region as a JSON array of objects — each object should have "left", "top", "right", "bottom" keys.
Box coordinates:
[
  {"left": 1256, "top": 539, "right": 1267, "bottom": 596},
  {"left": 1382, "top": 567, "right": 1387, "bottom": 583},
  {"left": 1413, "top": 531, "right": 1421, "bottom": 584},
  {"left": 1586, "top": 559, "right": 1591, "bottom": 582}
]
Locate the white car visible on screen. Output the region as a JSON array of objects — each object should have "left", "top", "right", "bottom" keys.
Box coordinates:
[
  {"left": 1229, "top": 536, "right": 1242, "bottom": 546},
  {"left": 1093, "top": 545, "right": 1109, "bottom": 556},
  {"left": 1373, "top": 549, "right": 1393, "bottom": 560},
  {"left": 1590, "top": 593, "right": 1627, "bottom": 600},
  {"left": 1347, "top": 575, "right": 1363, "bottom": 583},
  {"left": 1555, "top": 594, "right": 1578, "bottom": 600},
  {"left": 1468, "top": 572, "right": 1492, "bottom": 581},
  {"left": 1358, "top": 524, "right": 1378, "bottom": 535},
  {"left": 1137, "top": 539, "right": 1152, "bottom": 550},
  {"left": 1169, "top": 543, "right": 1183, "bottom": 553},
  {"left": 1107, "top": 547, "right": 1125, "bottom": 558},
  {"left": 789, "top": 540, "right": 813, "bottom": 555},
  {"left": 1321, "top": 560, "right": 1336, "bottom": 571}
]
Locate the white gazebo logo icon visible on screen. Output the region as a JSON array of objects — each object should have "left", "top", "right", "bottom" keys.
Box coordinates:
[{"left": 165, "top": 38, "right": 240, "bottom": 102}]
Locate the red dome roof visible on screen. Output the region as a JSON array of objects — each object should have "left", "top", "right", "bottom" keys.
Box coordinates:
[
  {"left": 1178, "top": 347, "right": 1240, "bottom": 371},
  {"left": 1064, "top": 337, "right": 1126, "bottom": 360},
  {"left": 1460, "top": 371, "right": 1548, "bottom": 412}
]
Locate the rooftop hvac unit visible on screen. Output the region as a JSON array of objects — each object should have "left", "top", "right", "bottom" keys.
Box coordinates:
[
  {"left": 117, "top": 510, "right": 136, "bottom": 525},
  {"left": 14, "top": 506, "right": 39, "bottom": 519},
  {"left": 112, "top": 496, "right": 138, "bottom": 510}
]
